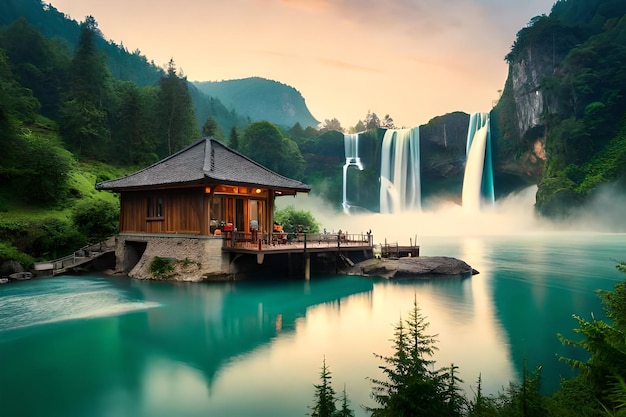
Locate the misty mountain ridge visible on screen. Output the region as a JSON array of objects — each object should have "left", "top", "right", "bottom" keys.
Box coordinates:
[{"left": 193, "top": 77, "right": 319, "bottom": 129}]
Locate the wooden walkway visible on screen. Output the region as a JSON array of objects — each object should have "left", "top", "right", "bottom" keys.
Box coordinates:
[
  {"left": 222, "top": 232, "right": 373, "bottom": 254},
  {"left": 33, "top": 238, "right": 116, "bottom": 276}
]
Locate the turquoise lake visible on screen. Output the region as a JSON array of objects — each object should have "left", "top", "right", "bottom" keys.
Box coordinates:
[{"left": 1, "top": 232, "right": 625, "bottom": 417}]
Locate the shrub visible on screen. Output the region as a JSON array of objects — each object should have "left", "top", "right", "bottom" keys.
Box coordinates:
[
  {"left": 71, "top": 198, "right": 119, "bottom": 242},
  {"left": 150, "top": 256, "right": 174, "bottom": 279},
  {"left": 0, "top": 242, "right": 34, "bottom": 270}
]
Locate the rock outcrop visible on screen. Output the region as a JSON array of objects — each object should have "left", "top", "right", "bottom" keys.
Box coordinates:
[{"left": 347, "top": 256, "right": 478, "bottom": 280}]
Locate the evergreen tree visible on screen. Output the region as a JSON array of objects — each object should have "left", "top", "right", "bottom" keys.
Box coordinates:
[
  {"left": 201, "top": 115, "right": 224, "bottom": 141},
  {"left": 309, "top": 357, "right": 338, "bottom": 417},
  {"left": 109, "top": 81, "right": 158, "bottom": 165},
  {"left": 336, "top": 385, "right": 355, "bottom": 417},
  {"left": 0, "top": 17, "right": 69, "bottom": 117},
  {"left": 59, "top": 16, "right": 112, "bottom": 159},
  {"left": 368, "top": 299, "right": 462, "bottom": 417},
  {"left": 555, "top": 265, "right": 626, "bottom": 415},
  {"left": 467, "top": 374, "right": 497, "bottom": 417},
  {"left": 441, "top": 363, "right": 468, "bottom": 415},
  {"left": 156, "top": 58, "right": 199, "bottom": 157},
  {"left": 228, "top": 126, "right": 239, "bottom": 150}
]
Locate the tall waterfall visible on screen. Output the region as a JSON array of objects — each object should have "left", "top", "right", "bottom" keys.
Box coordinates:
[
  {"left": 462, "top": 112, "right": 495, "bottom": 211},
  {"left": 379, "top": 128, "right": 421, "bottom": 213},
  {"left": 342, "top": 133, "right": 364, "bottom": 213}
]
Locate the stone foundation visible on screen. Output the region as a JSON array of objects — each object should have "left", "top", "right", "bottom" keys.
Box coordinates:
[{"left": 115, "top": 235, "right": 232, "bottom": 281}]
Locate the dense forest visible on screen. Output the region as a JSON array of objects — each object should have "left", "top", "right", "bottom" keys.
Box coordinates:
[
  {"left": 492, "top": 0, "right": 626, "bottom": 216},
  {"left": 0, "top": 2, "right": 358, "bottom": 270}
]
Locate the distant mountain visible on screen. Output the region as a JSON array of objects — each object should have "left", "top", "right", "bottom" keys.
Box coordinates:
[{"left": 193, "top": 77, "right": 319, "bottom": 129}]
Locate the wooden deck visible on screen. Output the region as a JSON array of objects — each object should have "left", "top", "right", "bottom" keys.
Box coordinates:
[{"left": 221, "top": 232, "right": 373, "bottom": 254}]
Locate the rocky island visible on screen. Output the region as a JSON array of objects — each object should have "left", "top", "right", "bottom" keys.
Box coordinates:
[{"left": 347, "top": 256, "right": 478, "bottom": 280}]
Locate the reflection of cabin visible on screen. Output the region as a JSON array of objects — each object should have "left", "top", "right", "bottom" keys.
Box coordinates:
[
  {"left": 96, "top": 137, "right": 311, "bottom": 279},
  {"left": 97, "top": 137, "right": 310, "bottom": 237}
]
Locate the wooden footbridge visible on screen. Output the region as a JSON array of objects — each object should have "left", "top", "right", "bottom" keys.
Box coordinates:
[{"left": 33, "top": 238, "right": 116, "bottom": 276}]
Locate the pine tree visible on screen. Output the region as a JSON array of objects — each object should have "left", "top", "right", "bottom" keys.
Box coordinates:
[
  {"left": 59, "top": 16, "right": 112, "bottom": 158},
  {"left": 309, "top": 357, "right": 338, "bottom": 417},
  {"left": 156, "top": 58, "right": 199, "bottom": 157},
  {"left": 201, "top": 116, "right": 224, "bottom": 141},
  {"left": 494, "top": 362, "right": 546, "bottom": 417},
  {"left": 441, "top": 363, "right": 468, "bottom": 415},
  {"left": 368, "top": 299, "right": 461, "bottom": 416},
  {"left": 467, "top": 374, "right": 497, "bottom": 417},
  {"left": 228, "top": 126, "right": 239, "bottom": 150},
  {"left": 556, "top": 264, "right": 626, "bottom": 415},
  {"left": 336, "top": 385, "right": 355, "bottom": 417}
]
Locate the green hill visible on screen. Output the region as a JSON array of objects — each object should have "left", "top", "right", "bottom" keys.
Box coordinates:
[{"left": 194, "top": 77, "right": 319, "bottom": 129}]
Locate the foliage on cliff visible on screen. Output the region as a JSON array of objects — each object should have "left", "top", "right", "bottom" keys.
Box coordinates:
[{"left": 497, "top": 0, "right": 626, "bottom": 216}]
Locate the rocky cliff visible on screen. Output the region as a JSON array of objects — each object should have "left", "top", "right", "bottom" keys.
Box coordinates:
[{"left": 491, "top": 1, "right": 626, "bottom": 214}]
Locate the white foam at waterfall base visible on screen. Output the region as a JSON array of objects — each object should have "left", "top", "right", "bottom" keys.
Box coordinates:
[{"left": 277, "top": 185, "right": 626, "bottom": 242}]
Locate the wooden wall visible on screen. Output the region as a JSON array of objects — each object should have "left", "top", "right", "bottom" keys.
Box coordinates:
[
  {"left": 119, "top": 187, "right": 275, "bottom": 236},
  {"left": 120, "top": 189, "right": 204, "bottom": 234}
]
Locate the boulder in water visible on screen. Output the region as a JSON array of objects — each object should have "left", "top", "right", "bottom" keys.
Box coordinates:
[{"left": 347, "top": 256, "right": 478, "bottom": 279}]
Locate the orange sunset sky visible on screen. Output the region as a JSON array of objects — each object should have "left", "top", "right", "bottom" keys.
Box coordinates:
[{"left": 50, "top": 0, "right": 556, "bottom": 129}]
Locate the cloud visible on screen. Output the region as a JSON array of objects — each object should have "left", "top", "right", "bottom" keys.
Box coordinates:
[{"left": 317, "top": 57, "right": 383, "bottom": 73}]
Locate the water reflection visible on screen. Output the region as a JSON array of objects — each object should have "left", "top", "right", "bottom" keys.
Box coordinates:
[{"left": 2, "top": 233, "right": 625, "bottom": 416}]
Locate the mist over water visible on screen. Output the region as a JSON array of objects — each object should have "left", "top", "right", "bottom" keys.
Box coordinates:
[{"left": 278, "top": 184, "right": 626, "bottom": 244}]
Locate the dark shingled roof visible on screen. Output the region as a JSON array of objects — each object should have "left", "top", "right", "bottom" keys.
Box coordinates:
[{"left": 95, "top": 137, "right": 311, "bottom": 194}]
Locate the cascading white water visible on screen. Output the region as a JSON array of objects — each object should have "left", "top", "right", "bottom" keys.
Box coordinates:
[
  {"left": 462, "top": 112, "right": 494, "bottom": 211},
  {"left": 342, "top": 133, "right": 364, "bottom": 213},
  {"left": 379, "top": 127, "right": 421, "bottom": 213}
]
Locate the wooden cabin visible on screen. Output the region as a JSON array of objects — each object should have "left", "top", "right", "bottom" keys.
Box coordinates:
[{"left": 96, "top": 137, "right": 311, "bottom": 239}]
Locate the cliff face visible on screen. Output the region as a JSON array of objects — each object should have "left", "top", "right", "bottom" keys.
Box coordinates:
[
  {"left": 493, "top": 2, "right": 626, "bottom": 216},
  {"left": 491, "top": 42, "right": 558, "bottom": 186},
  {"left": 509, "top": 52, "right": 546, "bottom": 138},
  {"left": 491, "top": 15, "right": 572, "bottom": 188}
]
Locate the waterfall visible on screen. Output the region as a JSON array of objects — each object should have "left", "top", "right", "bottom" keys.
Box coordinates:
[
  {"left": 462, "top": 112, "right": 495, "bottom": 211},
  {"left": 342, "top": 133, "right": 364, "bottom": 213},
  {"left": 379, "top": 127, "right": 421, "bottom": 213}
]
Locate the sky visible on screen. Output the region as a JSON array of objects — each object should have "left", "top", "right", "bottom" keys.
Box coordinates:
[{"left": 50, "top": 0, "right": 556, "bottom": 129}]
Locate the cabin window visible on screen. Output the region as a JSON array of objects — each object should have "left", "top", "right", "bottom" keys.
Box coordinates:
[
  {"left": 250, "top": 199, "right": 264, "bottom": 231},
  {"left": 147, "top": 196, "right": 164, "bottom": 220},
  {"left": 211, "top": 196, "right": 224, "bottom": 223}
]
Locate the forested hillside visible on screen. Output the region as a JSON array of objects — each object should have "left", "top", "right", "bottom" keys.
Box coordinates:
[
  {"left": 0, "top": 0, "right": 251, "bottom": 135},
  {"left": 0, "top": 2, "right": 347, "bottom": 270},
  {"left": 194, "top": 77, "right": 319, "bottom": 129},
  {"left": 492, "top": 0, "right": 626, "bottom": 216}
]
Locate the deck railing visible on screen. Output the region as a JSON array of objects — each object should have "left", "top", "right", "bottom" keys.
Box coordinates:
[{"left": 222, "top": 231, "right": 373, "bottom": 250}]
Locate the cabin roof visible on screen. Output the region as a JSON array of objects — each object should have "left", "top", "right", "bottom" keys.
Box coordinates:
[{"left": 95, "top": 137, "right": 311, "bottom": 194}]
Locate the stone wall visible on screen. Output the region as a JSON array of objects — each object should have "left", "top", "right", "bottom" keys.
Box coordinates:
[{"left": 115, "top": 235, "right": 231, "bottom": 281}]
